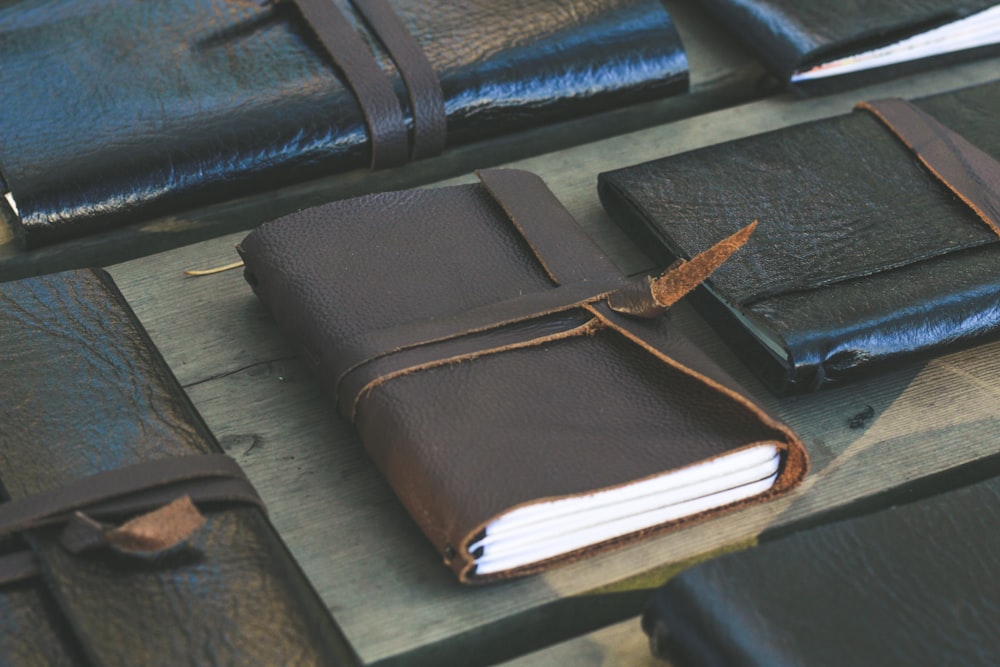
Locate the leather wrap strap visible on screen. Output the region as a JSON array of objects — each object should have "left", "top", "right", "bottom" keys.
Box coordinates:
[
  {"left": 351, "top": 0, "right": 446, "bottom": 159},
  {"left": 338, "top": 169, "right": 754, "bottom": 419},
  {"left": 0, "top": 454, "right": 263, "bottom": 586},
  {"left": 290, "top": 0, "right": 446, "bottom": 168},
  {"left": 476, "top": 169, "right": 622, "bottom": 283},
  {"left": 857, "top": 98, "right": 1000, "bottom": 237}
]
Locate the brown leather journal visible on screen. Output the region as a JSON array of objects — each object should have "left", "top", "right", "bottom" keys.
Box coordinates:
[{"left": 237, "top": 169, "right": 807, "bottom": 583}]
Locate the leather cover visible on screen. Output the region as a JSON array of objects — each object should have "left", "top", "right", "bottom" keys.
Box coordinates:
[
  {"left": 0, "top": 0, "right": 687, "bottom": 247},
  {"left": 236, "top": 168, "right": 807, "bottom": 584},
  {"left": 644, "top": 467, "right": 1000, "bottom": 667},
  {"left": 700, "top": 0, "right": 1000, "bottom": 92},
  {"left": 598, "top": 80, "right": 1000, "bottom": 394},
  {"left": 0, "top": 269, "right": 357, "bottom": 666}
]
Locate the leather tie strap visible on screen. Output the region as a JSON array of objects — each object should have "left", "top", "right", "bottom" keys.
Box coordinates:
[
  {"left": 333, "top": 169, "right": 756, "bottom": 419},
  {"left": 857, "top": 98, "right": 1000, "bottom": 237},
  {"left": 476, "top": 169, "right": 623, "bottom": 283},
  {"left": 291, "top": 0, "right": 409, "bottom": 169},
  {"left": 0, "top": 454, "right": 264, "bottom": 586},
  {"left": 351, "top": 0, "right": 447, "bottom": 159},
  {"left": 290, "top": 0, "right": 446, "bottom": 167}
]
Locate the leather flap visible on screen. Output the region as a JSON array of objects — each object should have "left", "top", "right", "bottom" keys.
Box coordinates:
[{"left": 600, "top": 82, "right": 1000, "bottom": 307}]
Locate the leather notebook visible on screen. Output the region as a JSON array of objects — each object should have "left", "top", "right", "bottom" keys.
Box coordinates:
[
  {"left": 0, "top": 269, "right": 357, "bottom": 666},
  {"left": 598, "top": 80, "right": 1000, "bottom": 394},
  {"left": 0, "top": 0, "right": 687, "bottom": 247},
  {"left": 644, "top": 460, "right": 1000, "bottom": 666},
  {"left": 237, "top": 168, "right": 808, "bottom": 584},
  {"left": 700, "top": 0, "right": 1000, "bottom": 93}
]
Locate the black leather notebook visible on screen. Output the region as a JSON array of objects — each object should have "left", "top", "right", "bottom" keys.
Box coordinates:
[
  {"left": 644, "top": 461, "right": 1000, "bottom": 666},
  {"left": 0, "top": 0, "right": 687, "bottom": 247},
  {"left": 598, "top": 80, "right": 1000, "bottom": 394},
  {"left": 701, "top": 0, "right": 1000, "bottom": 92},
  {"left": 0, "top": 269, "right": 357, "bottom": 666}
]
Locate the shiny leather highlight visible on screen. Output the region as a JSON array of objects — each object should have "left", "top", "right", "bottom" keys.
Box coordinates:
[
  {"left": 599, "top": 80, "right": 1000, "bottom": 394},
  {"left": 0, "top": 0, "right": 687, "bottom": 246},
  {"left": 701, "top": 0, "right": 999, "bottom": 91},
  {"left": 0, "top": 269, "right": 356, "bottom": 666},
  {"left": 645, "top": 470, "right": 1000, "bottom": 666}
]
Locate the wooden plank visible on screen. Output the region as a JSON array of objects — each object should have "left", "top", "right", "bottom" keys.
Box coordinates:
[
  {"left": 497, "top": 617, "right": 663, "bottom": 667},
  {"left": 108, "top": 56, "right": 1000, "bottom": 666},
  {"left": 0, "top": 0, "right": 770, "bottom": 283}
]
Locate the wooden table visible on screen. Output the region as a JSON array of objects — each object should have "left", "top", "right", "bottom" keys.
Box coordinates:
[
  {"left": 3, "top": 7, "right": 999, "bottom": 664},
  {"left": 103, "top": 57, "right": 1000, "bottom": 667}
]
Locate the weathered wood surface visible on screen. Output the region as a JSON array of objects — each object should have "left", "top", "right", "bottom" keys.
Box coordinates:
[
  {"left": 0, "top": 0, "right": 772, "bottom": 283},
  {"left": 499, "top": 617, "right": 661, "bottom": 667},
  {"left": 107, "top": 57, "right": 1000, "bottom": 667}
]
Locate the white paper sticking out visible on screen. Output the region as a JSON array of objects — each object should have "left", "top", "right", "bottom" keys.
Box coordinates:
[
  {"left": 472, "top": 443, "right": 781, "bottom": 575},
  {"left": 3, "top": 192, "right": 18, "bottom": 217},
  {"left": 792, "top": 4, "right": 1000, "bottom": 83}
]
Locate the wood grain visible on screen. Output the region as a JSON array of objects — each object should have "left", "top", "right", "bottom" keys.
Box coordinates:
[
  {"left": 498, "top": 617, "right": 663, "bottom": 667},
  {"left": 108, "top": 58, "right": 1000, "bottom": 666}
]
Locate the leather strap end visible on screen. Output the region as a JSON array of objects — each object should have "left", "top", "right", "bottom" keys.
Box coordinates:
[
  {"left": 60, "top": 496, "right": 207, "bottom": 558},
  {"left": 651, "top": 220, "right": 756, "bottom": 308},
  {"left": 609, "top": 221, "right": 757, "bottom": 317},
  {"left": 106, "top": 495, "right": 206, "bottom": 554}
]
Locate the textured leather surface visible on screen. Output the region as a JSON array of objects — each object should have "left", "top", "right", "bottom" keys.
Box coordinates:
[
  {"left": 238, "top": 169, "right": 807, "bottom": 583},
  {"left": 645, "top": 471, "right": 1000, "bottom": 666},
  {"left": 598, "top": 80, "right": 1000, "bottom": 394},
  {"left": 701, "top": 0, "right": 999, "bottom": 90},
  {"left": 0, "top": 0, "right": 687, "bottom": 247},
  {"left": 856, "top": 97, "right": 1000, "bottom": 235},
  {"left": 0, "top": 270, "right": 356, "bottom": 666}
]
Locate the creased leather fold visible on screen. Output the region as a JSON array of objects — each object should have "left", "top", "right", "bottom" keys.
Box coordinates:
[
  {"left": 598, "top": 80, "right": 1000, "bottom": 393},
  {"left": 0, "top": 0, "right": 688, "bottom": 246},
  {"left": 238, "top": 168, "right": 807, "bottom": 583},
  {"left": 0, "top": 269, "right": 357, "bottom": 666}
]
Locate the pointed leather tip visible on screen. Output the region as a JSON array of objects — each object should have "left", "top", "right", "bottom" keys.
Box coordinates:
[{"left": 650, "top": 220, "right": 758, "bottom": 308}]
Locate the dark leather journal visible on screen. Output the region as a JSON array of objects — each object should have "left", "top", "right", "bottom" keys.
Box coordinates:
[
  {"left": 237, "top": 168, "right": 807, "bottom": 583},
  {"left": 0, "top": 269, "right": 356, "bottom": 666},
  {"left": 0, "top": 0, "right": 687, "bottom": 247},
  {"left": 598, "top": 80, "right": 1000, "bottom": 394},
  {"left": 644, "top": 464, "right": 1000, "bottom": 666},
  {"left": 701, "top": 0, "right": 1000, "bottom": 92}
]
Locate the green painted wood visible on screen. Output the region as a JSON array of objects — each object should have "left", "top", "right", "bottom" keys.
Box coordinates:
[
  {"left": 0, "top": 0, "right": 772, "bottom": 284},
  {"left": 497, "top": 617, "right": 662, "bottom": 667},
  {"left": 105, "top": 57, "right": 1000, "bottom": 666}
]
